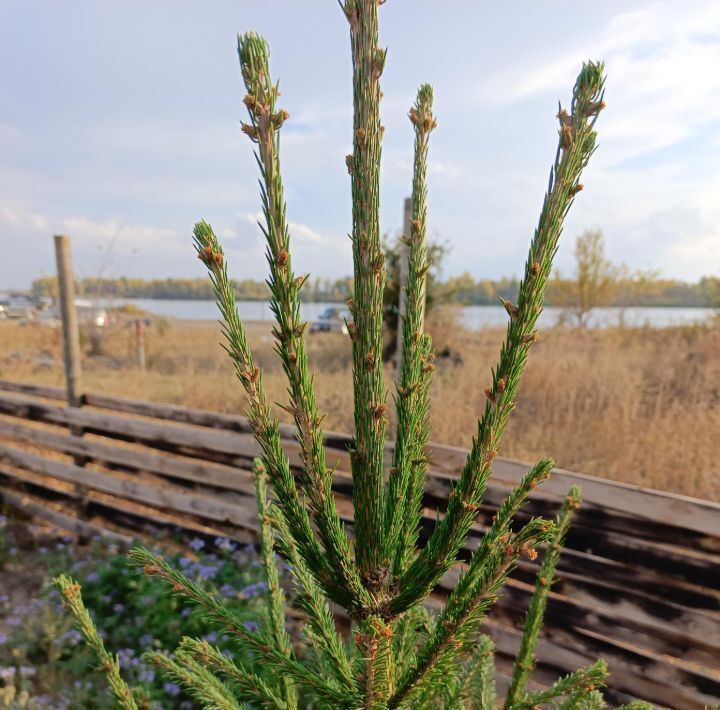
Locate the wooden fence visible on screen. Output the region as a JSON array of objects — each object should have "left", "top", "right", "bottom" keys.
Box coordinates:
[{"left": 0, "top": 379, "right": 718, "bottom": 708}]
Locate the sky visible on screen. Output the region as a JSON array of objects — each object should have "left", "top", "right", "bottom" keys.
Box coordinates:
[{"left": 1, "top": 1, "right": 719, "bottom": 290}]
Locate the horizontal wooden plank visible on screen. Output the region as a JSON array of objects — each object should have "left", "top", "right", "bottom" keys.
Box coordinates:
[
  {"left": 8, "top": 416, "right": 718, "bottom": 623},
  {"left": 0, "top": 393, "right": 263, "bottom": 458},
  {"left": 0, "top": 445, "right": 257, "bottom": 529},
  {"left": 0, "top": 380, "right": 67, "bottom": 401},
  {"left": 4, "top": 392, "right": 718, "bottom": 559},
  {"left": 0, "top": 418, "right": 257, "bottom": 496},
  {"left": 474, "top": 574, "right": 720, "bottom": 669},
  {"left": 2, "top": 401, "right": 718, "bottom": 599},
  {"left": 0, "top": 464, "right": 251, "bottom": 545},
  {"left": 427, "top": 445, "right": 720, "bottom": 538},
  {"left": 72, "top": 388, "right": 720, "bottom": 540},
  {"left": 0, "top": 488, "right": 133, "bottom": 544},
  {"left": 2, "top": 384, "right": 718, "bottom": 538},
  {"left": 484, "top": 618, "right": 711, "bottom": 710}
]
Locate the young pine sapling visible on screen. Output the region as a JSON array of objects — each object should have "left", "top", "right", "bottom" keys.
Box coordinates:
[{"left": 57, "top": 4, "right": 655, "bottom": 708}]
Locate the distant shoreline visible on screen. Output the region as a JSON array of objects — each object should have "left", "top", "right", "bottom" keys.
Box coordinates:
[
  {"left": 103, "top": 298, "right": 713, "bottom": 309},
  {"left": 100, "top": 298, "right": 715, "bottom": 330}
]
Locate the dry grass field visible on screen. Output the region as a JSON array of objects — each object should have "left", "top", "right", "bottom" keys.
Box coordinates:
[{"left": 1, "top": 309, "right": 718, "bottom": 500}]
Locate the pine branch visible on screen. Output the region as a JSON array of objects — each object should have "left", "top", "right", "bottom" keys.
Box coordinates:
[
  {"left": 193, "top": 220, "right": 365, "bottom": 613},
  {"left": 392, "top": 458, "right": 552, "bottom": 706},
  {"left": 385, "top": 84, "right": 437, "bottom": 576},
  {"left": 146, "top": 650, "right": 244, "bottom": 710},
  {"left": 511, "top": 659, "right": 608, "bottom": 709},
  {"left": 341, "top": 0, "right": 388, "bottom": 588},
  {"left": 389, "top": 61, "right": 606, "bottom": 616},
  {"left": 389, "top": 518, "right": 556, "bottom": 707},
  {"left": 340, "top": 1, "right": 395, "bottom": 705},
  {"left": 354, "top": 614, "right": 395, "bottom": 710},
  {"left": 465, "top": 634, "right": 497, "bottom": 710},
  {"left": 427, "top": 633, "right": 496, "bottom": 710},
  {"left": 253, "top": 458, "right": 297, "bottom": 708},
  {"left": 176, "top": 638, "right": 292, "bottom": 709},
  {"left": 433, "top": 459, "right": 553, "bottom": 654},
  {"left": 504, "top": 485, "right": 582, "bottom": 707},
  {"left": 270, "top": 490, "right": 357, "bottom": 691},
  {"left": 560, "top": 689, "right": 606, "bottom": 709},
  {"left": 237, "top": 32, "right": 365, "bottom": 612},
  {"left": 391, "top": 605, "right": 433, "bottom": 687},
  {"left": 129, "top": 547, "right": 356, "bottom": 707},
  {"left": 54, "top": 575, "right": 139, "bottom": 710}
]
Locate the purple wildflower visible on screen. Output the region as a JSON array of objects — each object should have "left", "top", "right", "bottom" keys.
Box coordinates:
[
  {"left": 164, "top": 682, "right": 181, "bottom": 697},
  {"left": 239, "top": 582, "right": 267, "bottom": 599},
  {"left": 219, "top": 583, "right": 235, "bottom": 598},
  {"left": 215, "top": 537, "right": 237, "bottom": 553}
]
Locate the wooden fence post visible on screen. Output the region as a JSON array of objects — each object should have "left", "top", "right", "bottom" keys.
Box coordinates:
[
  {"left": 54, "top": 235, "right": 83, "bottom": 408},
  {"left": 396, "top": 197, "right": 412, "bottom": 366},
  {"left": 54, "top": 235, "right": 88, "bottom": 488}
]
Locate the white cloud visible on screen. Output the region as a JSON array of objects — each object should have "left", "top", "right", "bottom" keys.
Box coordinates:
[
  {"left": 475, "top": 4, "right": 720, "bottom": 164},
  {"left": 0, "top": 203, "right": 188, "bottom": 286}
]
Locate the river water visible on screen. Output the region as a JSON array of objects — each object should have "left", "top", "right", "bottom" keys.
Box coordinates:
[{"left": 105, "top": 298, "right": 713, "bottom": 330}]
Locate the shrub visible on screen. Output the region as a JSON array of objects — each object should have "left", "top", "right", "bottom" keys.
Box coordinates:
[{"left": 53, "top": 4, "right": 655, "bottom": 709}]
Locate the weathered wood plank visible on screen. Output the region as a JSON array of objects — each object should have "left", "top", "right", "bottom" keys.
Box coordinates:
[
  {"left": 0, "top": 380, "right": 67, "bottom": 401},
  {"left": 3, "top": 442, "right": 718, "bottom": 677},
  {"left": 1, "top": 406, "right": 717, "bottom": 600},
  {"left": 1, "top": 384, "right": 718, "bottom": 538},
  {"left": 0, "top": 394, "right": 264, "bottom": 457},
  {"left": 472, "top": 575, "right": 720, "bottom": 668},
  {"left": 428, "top": 443, "right": 720, "bottom": 538},
  {"left": 0, "top": 488, "right": 132, "bottom": 544},
  {"left": 0, "top": 418, "right": 256, "bottom": 496},
  {"left": 0, "top": 445, "right": 257, "bottom": 529},
  {"left": 484, "top": 618, "right": 710, "bottom": 709}
]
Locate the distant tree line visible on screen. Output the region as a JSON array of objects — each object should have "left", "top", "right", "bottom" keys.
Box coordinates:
[
  {"left": 30, "top": 276, "right": 354, "bottom": 303},
  {"left": 31, "top": 269, "right": 719, "bottom": 308}
]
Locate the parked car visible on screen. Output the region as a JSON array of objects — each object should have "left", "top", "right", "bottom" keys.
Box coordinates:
[
  {"left": 309, "top": 307, "right": 350, "bottom": 334},
  {"left": 0, "top": 296, "right": 36, "bottom": 320},
  {"left": 27, "top": 299, "right": 109, "bottom": 328},
  {"left": 75, "top": 299, "right": 109, "bottom": 328}
]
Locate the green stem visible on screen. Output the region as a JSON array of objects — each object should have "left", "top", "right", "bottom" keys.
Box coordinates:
[
  {"left": 504, "top": 485, "right": 582, "bottom": 707},
  {"left": 253, "top": 458, "right": 297, "bottom": 708},
  {"left": 237, "top": 32, "right": 367, "bottom": 611},
  {"left": 389, "top": 519, "right": 555, "bottom": 707},
  {"left": 343, "top": 0, "right": 388, "bottom": 586},
  {"left": 193, "top": 220, "right": 358, "bottom": 612},
  {"left": 385, "top": 84, "right": 436, "bottom": 577},
  {"left": 54, "top": 575, "right": 139, "bottom": 710}
]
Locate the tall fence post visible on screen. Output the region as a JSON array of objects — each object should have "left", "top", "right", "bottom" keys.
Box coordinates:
[
  {"left": 54, "top": 234, "right": 89, "bottom": 492},
  {"left": 396, "top": 197, "right": 412, "bottom": 366},
  {"left": 54, "top": 235, "right": 83, "bottom": 408}
]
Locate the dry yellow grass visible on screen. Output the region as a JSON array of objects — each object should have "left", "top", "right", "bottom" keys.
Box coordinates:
[{"left": 1, "top": 311, "right": 718, "bottom": 500}]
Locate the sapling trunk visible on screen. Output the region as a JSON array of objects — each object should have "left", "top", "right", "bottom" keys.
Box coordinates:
[{"left": 56, "top": 4, "right": 618, "bottom": 708}]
